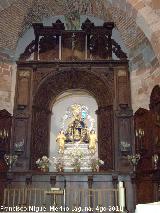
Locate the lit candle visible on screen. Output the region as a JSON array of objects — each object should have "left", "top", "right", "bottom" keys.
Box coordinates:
[
  {"left": 118, "top": 181, "right": 123, "bottom": 188},
  {"left": 29, "top": 190, "right": 31, "bottom": 205},
  {"left": 59, "top": 35, "right": 62, "bottom": 60},
  {"left": 85, "top": 35, "right": 87, "bottom": 60},
  {"left": 118, "top": 181, "right": 125, "bottom": 209},
  {"left": 3, "top": 189, "right": 6, "bottom": 205},
  {"left": 34, "top": 189, "right": 37, "bottom": 206},
  {"left": 18, "top": 189, "right": 21, "bottom": 205},
  {"left": 13, "top": 189, "right": 15, "bottom": 206}
]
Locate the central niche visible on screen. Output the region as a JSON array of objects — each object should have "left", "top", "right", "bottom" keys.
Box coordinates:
[{"left": 50, "top": 89, "right": 98, "bottom": 171}]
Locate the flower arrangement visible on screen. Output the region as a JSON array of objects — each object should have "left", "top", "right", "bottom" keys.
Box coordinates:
[
  {"left": 36, "top": 156, "right": 50, "bottom": 172},
  {"left": 70, "top": 145, "right": 84, "bottom": 171},
  {"left": 70, "top": 145, "right": 84, "bottom": 159},
  {"left": 71, "top": 158, "right": 81, "bottom": 171},
  {"left": 52, "top": 156, "right": 64, "bottom": 172},
  {"left": 90, "top": 157, "right": 104, "bottom": 172}
]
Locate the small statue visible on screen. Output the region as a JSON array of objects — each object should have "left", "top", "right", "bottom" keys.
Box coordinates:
[
  {"left": 74, "top": 128, "right": 81, "bottom": 142},
  {"left": 65, "top": 116, "right": 89, "bottom": 143},
  {"left": 56, "top": 130, "right": 66, "bottom": 154},
  {"left": 81, "top": 127, "right": 89, "bottom": 143},
  {"left": 89, "top": 130, "right": 97, "bottom": 154},
  {"left": 65, "top": 124, "right": 73, "bottom": 143}
]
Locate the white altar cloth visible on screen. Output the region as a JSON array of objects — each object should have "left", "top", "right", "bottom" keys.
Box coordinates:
[{"left": 135, "top": 202, "right": 160, "bottom": 213}]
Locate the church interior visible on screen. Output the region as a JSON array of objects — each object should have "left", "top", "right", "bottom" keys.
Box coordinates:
[{"left": 0, "top": 0, "right": 160, "bottom": 212}]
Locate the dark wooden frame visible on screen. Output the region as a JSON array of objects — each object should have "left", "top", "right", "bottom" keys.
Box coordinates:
[{"left": 12, "top": 21, "right": 133, "bottom": 172}]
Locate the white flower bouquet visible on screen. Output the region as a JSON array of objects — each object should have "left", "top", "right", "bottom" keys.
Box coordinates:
[
  {"left": 71, "top": 157, "right": 81, "bottom": 169},
  {"left": 36, "top": 156, "right": 51, "bottom": 172},
  {"left": 70, "top": 145, "right": 84, "bottom": 171},
  {"left": 52, "top": 156, "right": 64, "bottom": 172},
  {"left": 90, "top": 157, "right": 104, "bottom": 172},
  {"left": 70, "top": 145, "right": 84, "bottom": 159}
]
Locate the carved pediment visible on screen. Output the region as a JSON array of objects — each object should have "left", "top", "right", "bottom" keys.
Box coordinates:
[{"left": 19, "top": 19, "right": 127, "bottom": 62}]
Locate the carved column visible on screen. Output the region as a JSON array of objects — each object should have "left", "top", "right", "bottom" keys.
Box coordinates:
[
  {"left": 12, "top": 68, "right": 33, "bottom": 171},
  {"left": 31, "top": 107, "right": 52, "bottom": 169},
  {"left": 96, "top": 106, "right": 113, "bottom": 170},
  {"left": 114, "top": 67, "right": 134, "bottom": 171},
  {"left": 115, "top": 105, "right": 133, "bottom": 171}
]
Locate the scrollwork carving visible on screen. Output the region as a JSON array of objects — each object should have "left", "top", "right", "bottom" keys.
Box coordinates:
[
  {"left": 112, "top": 39, "right": 127, "bottom": 60},
  {"left": 96, "top": 106, "right": 113, "bottom": 170},
  {"left": 89, "top": 34, "right": 109, "bottom": 59},
  {"left": 20, "top": 40, "right": 35, "bottom": 61},
  {"left": 13, "top": 111, "right": 30, "bottom": 119},
  {"left": 33, "top": 70, "right": 113, "bottom": 109},
  {"left": 19, "top": 20, "right": 127, "bottom": 61}
]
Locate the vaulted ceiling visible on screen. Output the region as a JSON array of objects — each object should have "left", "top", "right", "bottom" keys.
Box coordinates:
[
  {"left": 0, "top": 0, "right": 159, "bottom": 113},
  {"left": 0, "top": 0, "right": 160, "bottom": 66}
]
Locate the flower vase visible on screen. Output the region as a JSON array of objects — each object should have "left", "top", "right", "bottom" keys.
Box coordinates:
[
  {"left": 73, "top": 167, "right": 80, "bottom": 172},
  {"left": 41, "top": 167, "right": 49, "bottom": 172},
  {"left": 92, "top": 165, "right": 99, "bottom": 172},
  {"left": 56, "top": 166, "right": 64, "bottom": 172}
]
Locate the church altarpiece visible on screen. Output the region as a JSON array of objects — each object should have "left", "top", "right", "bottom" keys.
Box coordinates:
[
  {"left": 13, "top": 20, "right": 132, "bottom": 170},
  {"left": 11, "top": 20, "right": 133, "bottom": 173},
  {"left": 0, "top": 19, "right": 137, "bottom": 211},
  {"left": 14, "top": 61, "right": 132, "bottom": 171}
]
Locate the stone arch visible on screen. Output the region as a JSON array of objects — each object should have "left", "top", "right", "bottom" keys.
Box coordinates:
[
  {"left": 31, "top": 68, "right": 114, "bottom": 170},
  {"left": 103, "top": 0, "right": 160, "bottom": 62},
  {"left": 33, "top": 68, "right": 113, "bottom": 109}
]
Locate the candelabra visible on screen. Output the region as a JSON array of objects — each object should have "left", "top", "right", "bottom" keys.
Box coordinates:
[
  {"left": 152, "top": 154, "right": 159, "bottom": 170},
  {"left": 4, "top": 154, "right": 18, "bottom": 171},
  {"left": 0, "top": 128, "right": 9, "bottom": 142},
  {"left": 135, "top": 128, "right": 145, "bottom": 150},
  {"left": 127, "top": 154, "right": 140, "bottom": 171}
]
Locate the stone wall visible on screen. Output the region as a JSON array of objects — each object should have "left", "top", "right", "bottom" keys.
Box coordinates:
[
  {"left": 129, "top": 37, "right": 160, "bottom": 111},
  {"left": 152, "top": 0, "right": 160, "bottom": 9},
  {"left": 0, "top": 0, "right": 160, "bottom": 113},
  {"left": 131, "top": 66, "right": 160, "bottom": 111}
]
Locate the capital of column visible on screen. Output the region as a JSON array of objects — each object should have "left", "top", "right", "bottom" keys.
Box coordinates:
[{"left": 95, "top": 105, "right": 113, "bottom": 115}]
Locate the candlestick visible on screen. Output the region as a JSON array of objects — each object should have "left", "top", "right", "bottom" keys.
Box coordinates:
[
  {"left": 119, "top": 187, "right": 125, "bottom": 208},
  {"left": 119, "top": 181, "right": 123, "bottom": 188},
  {"left": 3, "top": 189, "right": 6, "bottom": 205},
  {"left": 4, "top": 154, "right": 18, "bottom": 171},
  {"left": 85, "top": 35, "right": 88, "bottom": 60},
  {"left": 152, "top": 154, "right": 159, "bottom": 170},
  {"left": 59, "top": 35, "right": 62, "bottom": 60},
  {"left": 118, "top": 181, "right": 125, "bottom": 209},
  {"left": 128, "top": 154, "right": 140, "bottom": 171}
]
